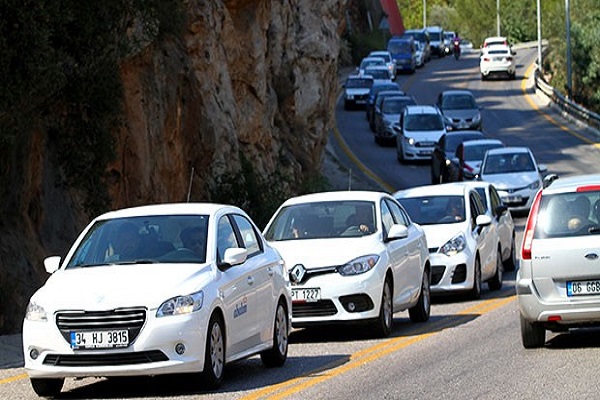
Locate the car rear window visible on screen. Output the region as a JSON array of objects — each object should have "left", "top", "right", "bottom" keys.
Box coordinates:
[{"left": 535, "top": 191, "right": 600, "bottom": 238}]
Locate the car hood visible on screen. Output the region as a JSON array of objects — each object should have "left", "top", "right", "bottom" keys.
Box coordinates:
[
  {"left": 404, "top": 129, "right": 446, "bottom": 142},
  {"left": 268, "top": 237, "right": 382, "bottom": 269},
  {"left": 31, "top": 263, "right": 214, "bottom": 311},
  {"left": 480, "top": 172, "right": 540, "bottom": 190},
  {"left": 442, "top": 109, "right": 479, "bottom": 120},
  {"left": 420, "top": 224, "right": 467, "bottom": 248}
]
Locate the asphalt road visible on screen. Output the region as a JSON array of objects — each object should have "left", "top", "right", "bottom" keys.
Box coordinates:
[{"left": 2, "top": 47, "right": 600, "bottom": 399}]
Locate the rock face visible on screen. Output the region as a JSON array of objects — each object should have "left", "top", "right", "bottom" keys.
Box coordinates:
[{"left": 0, "top": 0, "right": 347, "bottom": 333}]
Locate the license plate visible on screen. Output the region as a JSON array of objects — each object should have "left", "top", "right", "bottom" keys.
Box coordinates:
[
  {"left": 503, "top": 195, "right": 522, "bottom": 204},
  {"left": 70, "top": 330, "right": 129, "bottom": 349},
  {"left": 567, "top": 280, "right": 600, "bottom": 296},
  {"left": 419, "top": 150, "right": 432, "bottom": 156},
  {"left": 291, "top": 288, "right": 321, "bottom": 303}
]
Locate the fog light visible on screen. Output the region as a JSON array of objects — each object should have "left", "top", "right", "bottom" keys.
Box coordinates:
[
  {"left": 175, "top": 343, "right": 186, "bottom": 355},
  {"left": 30, "top": 348, "right": 39, "bottom": 360},
  {"left": 348, "top": 302, "right": 356, "bottom": 312}
]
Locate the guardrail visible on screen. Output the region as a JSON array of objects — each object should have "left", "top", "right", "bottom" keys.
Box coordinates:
[{"left": 534, "top": 69, "right": 600, "bottom": 132}]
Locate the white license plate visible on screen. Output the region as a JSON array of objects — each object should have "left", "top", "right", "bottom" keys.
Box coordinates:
[
  {"left": 503, "top": 195, "right": 522, "bottom": 204},
  {"left": 291, "top": 288, "right": 321, "bottom": 303},
  {"left": 567, "top": 280, "right": 600, "bottom": 296},
  {"left": 70, "top": 330, "right": 129, "bottom": 349}
]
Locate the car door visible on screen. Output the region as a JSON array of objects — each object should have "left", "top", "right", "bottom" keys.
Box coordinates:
[
  {"left": 382, "top": 199, "right": 421, "bottom": 307},
  {"left": 230, "top": 213, "right": 276, "bottom": 346},
  {"left": 216, "top": 214, "right": 258, "bottom": 357},
  {"left": 470, "top": 191, "right": 497, "bottom": 280}
]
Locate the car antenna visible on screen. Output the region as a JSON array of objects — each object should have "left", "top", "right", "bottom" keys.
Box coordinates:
[
  {"left": 348, "top": 169, "right": 352, "bottom": 191},
  {"left": 186, "top": 167, "right": 194, "bottom": 202}
]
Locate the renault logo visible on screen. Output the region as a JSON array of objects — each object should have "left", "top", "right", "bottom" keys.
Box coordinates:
[{"left": 290, "top": 264, "right": 306, "bottom": 283}]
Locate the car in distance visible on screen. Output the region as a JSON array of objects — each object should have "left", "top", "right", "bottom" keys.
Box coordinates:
[
  {"left": 402, "top": 29, "right": 431, "bottom": 62},
  {"left": 387, "top": 36, "right": 417, "bottom": 73},
  {"left": 430, "top": 130, "right": 486, "bottom": 184},
  {"left": 517, "top": 174, "right": 600, "bottom": 348},
  {"left": 369, "top": 88, "right": 406, "bottom": 131},
  {"left": 436, "top": 90, "right": 483, "bottom": 131},
  {"left": 477, "top": 146, "right": 548, "bottom": 214},
  {"left": 22, "top": 203, "right": 292, "bottom": 396},
  {"left": 414, "top": 40, "right": 427, "bottom": 67},
  {"left": 365, "top": 83, "right": 403, "bottom": 127},
  {"left": 373, "top": 94, "right": 418, "bottom": 146},
  {"left": 394, "top": 183, "right": 502, "bottom": 299},
  {"left": 263, "top": 191, "right": 432, "bottom": 338},
  {"left": 425, "top": 26, "right": 446, "bottom": 57},
  {"left": 481, "top": 36, "right": 509, "bottom": 49},
  {"left": 449, "top": 138, "right": 505, "bottom": 181},
  {"left": 358, "top": 56, "right": 386, "bottom": 75},
  {"left": 462, "top": 181, "right": 517, "bottom": 271},
  {"left": 480, "top": 44, "right": 516, "bottom": 80},
  {"left": 364, "top": 65, "right": 393, "bottom": 82},
  {"left": 343, "top": 75, "right": 374, "bottom": 110},
  {"left": 395, "top": 105, "right": 447, "bottom": 163},
  {"left": 368, "top": 50, "right": 397, "bottom": 80}
]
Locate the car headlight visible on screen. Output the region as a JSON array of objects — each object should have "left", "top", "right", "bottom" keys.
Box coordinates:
[
  {"left": 25, "top": 302, "right": 47, "bottom": 322},
  {"left": 440, "top": 233, "right": 466, "bottom": 256},
  {"left": 405, "top": 136, "right": 415, "bottom": 145},
  {"left": 157, "top": 291, "right": 204, "bottom": 317},
  {"left": 444, "top": 115, "right": 453, "bottom": 124},
  {"left": 472, "top": 113, "right": 481, "bottom": 123},
  {"left": 338, "top": 255, "right": 379, "bottom": 276},
  {"left": 528, "top": 180, "right": 541, "bottom": 190}
]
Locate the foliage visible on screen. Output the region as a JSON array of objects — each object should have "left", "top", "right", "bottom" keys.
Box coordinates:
[
  {"left": 344, "top": 29, "right": 390, "bottom": 66},
  {"left": 0, "top": 0, "right": 184, "bottom": 215}
]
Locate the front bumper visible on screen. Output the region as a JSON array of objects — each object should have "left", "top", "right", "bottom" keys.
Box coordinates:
[{"left": 429, "top": 250, "right": 475, "bottom": 294}]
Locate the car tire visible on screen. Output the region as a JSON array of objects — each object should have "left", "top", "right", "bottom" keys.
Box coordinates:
[
  {"left": 344, "top": 100, "right": 351, "bottom": 111},
  {"left": 481, "top": 73, "right": 486, "bottom": 81},
  {"left": 488, "top": 249, "right": 503, "bottom": 291},
  {"left": 30, "top": 378, "right": 64, "bottom": 397},
  {"left": 372, "top": 278, "right": 393, "bottom": 338},
  {"left": 408, "top": 269, "right": 431, "bottom": 322},
  {"left": 504, "top": 234, "right": 517, "bottom": 271},
  {"left": 520, "top": 314, "right": 546, "bottom": 348},
  {"left": 260, "top": 299, "right": 289, "bottom": 368},
  {"left": 469, "top": 256, "right": 482, "bottom": 300},
  {"left": 201, "top": 313, "right": 225, "bottom": 389},
  {"left": 397, "top": 142, "right": 406, "bottom": 164}
]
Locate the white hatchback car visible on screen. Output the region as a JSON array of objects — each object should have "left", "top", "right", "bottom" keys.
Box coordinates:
[
  {"left": 394, "top": 183, "right": 502, "bottom": 299},
  {"left": 368, "top": 50, "right": 397, "bottom": 79},
  {"left": 518, "top": 174, "right": 600, "bottom": 348},
  {"left": 395, "top": 105, "right": 447, "bottom": 163},
  {"left": 480, "top": 44, "right": 516, "bottom": 80},
  {"left": 477, "top": 146, "right": 548, "bottom": 214},
  {"left": 263, "top": 191, "right": 431, "bottom": 338},
  {"left": 23, "top": 203, "right": 291, "bottom": 396}
]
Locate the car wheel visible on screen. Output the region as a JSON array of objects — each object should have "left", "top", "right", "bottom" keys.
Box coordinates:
[
  {"left": 469, "top": 256, "right": 482, "bottom": 299},
  {"left": 397, "top": 142, "right": 406, "bottom": 164},
  {"left": 504, "top": 234, "right": 517, "bottom": 271},
  {"left": 344, "top": 100, "right": 351, "bottom": 111},
  {"left": 30, "top": 378, "right": 64, "bottom": 397},
  {"left": 374, "top": 134, "right": 380, "bottom": 145},
  {"left": 260, "top": 299, "right": 289, "bottom": 368},
  {"left": 201, "top": 313, "right": 225, "bottom": 389},
  {"left": 372, "top": 278, "right": 393, "bottom": 338},
  {"left": 488, "top": 249, "right": 503, "bottom": 291},
  {"left": 408, "top": 269, "right": 431, "bottom": 322},
  {"left": 481, "top": 73, "right": 486, "bottom": 81},
  {"left": 520, "top": 314, "right": 546, "bottom": 348}
]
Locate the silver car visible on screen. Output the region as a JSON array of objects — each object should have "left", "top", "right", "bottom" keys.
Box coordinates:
[{"left": 517, "top": 174, "right": 600, "bottom": 348}]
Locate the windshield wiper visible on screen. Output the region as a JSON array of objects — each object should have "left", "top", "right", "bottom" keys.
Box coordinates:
[{"left": 111, "top": 259, "right": 159, "bottom": 265}]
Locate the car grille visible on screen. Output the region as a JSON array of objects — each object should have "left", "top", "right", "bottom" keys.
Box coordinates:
[
  {"left": 42, "top": 350, "right": 168, "bottom": 367},
  {"left": 55, "top": 308, "right": 146, "bottom": 347},
  {"left": 292, "top": 300, "right": 337, "bottom": 318},
  {"left": 431, "top": 266, "right": 446, "bottom": 285},
  {"left": 451, "top": 264, "right": 467, "bottom": 283}
]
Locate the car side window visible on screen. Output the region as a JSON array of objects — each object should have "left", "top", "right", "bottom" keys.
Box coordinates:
[
  {"left": 385, "top": 199, "right": 410, "bottom": 226},
  {"left": 217, "top": 216, "right": 239, "bottom": 264},
  {"left": 231, "top": 214, "right": 262, "bottom": 258},
  {"left": 469, "top": 193, "right": 481, "bottom": 230},
  {"left": 489, "top": 186, "right": 501, "bottom": 216},
  {"left": 380, "top": 201, "right": 395, "bottom": 236}
]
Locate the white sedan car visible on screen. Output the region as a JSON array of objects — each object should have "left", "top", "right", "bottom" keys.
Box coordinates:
[
  {"left": 23, "top": 203, "right": 291, "bottom": 397},
  {"left": 480, "top": 44, "right": 516, "bottom": 80},
  {"left": 477, "top": 146, "right": 548, "bottom": 214},
  {"left": 394, "top": 183, "right": 502, "bottom": 299},
  {"left": 263, "top": 191, "right": 431, "bottom": 338}
]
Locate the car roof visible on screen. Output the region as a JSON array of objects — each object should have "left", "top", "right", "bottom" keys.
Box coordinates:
[
  {"left": 441, "top": 89, "right": 475, "bottom": 97},
  {"left": 541, "top": 174, "right": 600, "bottom": 194},
  {"left": 404, "top": 104, "right": 439, "bottom": 115},
  {"left": 486, "top": 146, "right": 531, "bottom": 155},
  {"left": 462, "top": 138, "right": 504, "bottom": 147},
  {"left": 347, "top": 74, "right": 373, "bottom": 81},
  {"left": 361, "top": 56, "right": 385, "bottom": 63},
  {"left": 369, "top": 51, "right": 391, "bottom": 56},
  {"left": 96, "top": 203, "right": 241, "bottom": 221},
  {"left": 394, "top": 182, "right": 471, "bottom": 199},
  {"left": 484, "top": 36, "right": 507, "bottom": 43},
  {"left": 444, "top": 130, "right": 485, "bottom": 139},
  {"left": 279, "top": 190, "right": 393, "bottom": 207}
]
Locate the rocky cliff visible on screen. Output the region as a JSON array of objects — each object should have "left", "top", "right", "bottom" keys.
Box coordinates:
[{"left": 0, "top": 0, "right": 352, "bottom": 334}]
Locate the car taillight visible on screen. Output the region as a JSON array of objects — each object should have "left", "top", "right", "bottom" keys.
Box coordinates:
[
  {"left": 521, "top": 190, "right": 543, "bottom": 260},
  {"left": 506, "top": 57, "right": 513, "bottom": 61},
  {"left": 482, "top": 57, "right": 490, "bottom": 62}
]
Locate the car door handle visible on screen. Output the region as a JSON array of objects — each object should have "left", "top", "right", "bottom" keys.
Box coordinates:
[
  {"left": 247, "top": 276, "right": 255, "bottom": 286},
  {"left": 267, "top": 267, "right": 274, "bottom": 276}
]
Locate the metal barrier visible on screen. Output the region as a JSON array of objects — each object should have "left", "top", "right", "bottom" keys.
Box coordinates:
[{"left": 534, "top": 69, "right": 600, "bottom": 131}]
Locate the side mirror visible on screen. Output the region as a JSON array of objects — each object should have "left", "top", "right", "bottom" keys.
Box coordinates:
[
  {"left": 538, "top": 164, "right": 548, "bottom": 174},
  {"left": 44, "top": 256, "right": 62, "bottom": 274},
  {"left": 476, "top": 214, "right": 492, "bottom": 227},
  {"left": 386, "top": 224, "right": 409, "bottom": 241},
  {"left": 218, "top": 247, "right": 247, "bottom": 270},
  {"left": 543, "top": 173, "right": 559, "bottom": 188}
]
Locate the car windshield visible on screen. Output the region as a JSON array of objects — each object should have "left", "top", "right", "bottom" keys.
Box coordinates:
[
  {"left": 404, "top": 114, "right": 444, "bottom": 131},
  {"left": 398, "top": 196, "right": 465, "bottom": 225},
  {"left": 483, "top": 153, "right": 535, "bottom": 174},
  {"left": 487, "top": 50, "right": 509, "bottom": 56},
  {"left": 388, "top": 41, "right": 411, "bottom": 53},
  {"left": 371, "top": 53, "right": 391, "bottom": 63},
  {"left": 346, "top": 78, "right": 373, "bottom": 89},
  {"left": 445, "top": 134, "right": 482, "bottom": 152},
  {"left": 535, "top": 191, "right": 600, "bottom": 238},
  {"left": 442, "top": 94, "right": 477, "bottom": 110},
  {"left": 365, "top": 69, "right": 389, "bottom": 80},
  {"left": 264, "top": 201, "right": 376, "bottom": 240},
  {"left": 383, "top": 98, "right": 416, "bottom": 114},
  {"left": 463, "top": 143, "right": 503, "bottom": 161},
  {"left": 360, "top": 59, "right": 385, "bottom": 69},
  {"left": 65, "top": 215, "right": 209, "bottom": 268}
]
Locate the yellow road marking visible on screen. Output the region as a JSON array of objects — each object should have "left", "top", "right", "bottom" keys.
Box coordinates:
[
  {"left": 241, "top": 295, "right": 516, "bottom": 400},
  {"left": 0, "top": 373, "right": 27, "bottom": 385}
]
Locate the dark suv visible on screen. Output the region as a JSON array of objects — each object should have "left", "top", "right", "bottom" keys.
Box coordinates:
[{"left": 430, "top": 130, "right": 485, "bottom": 184}]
